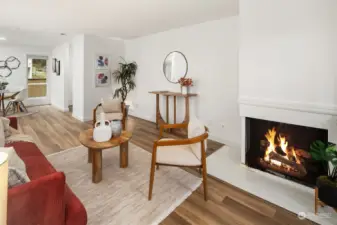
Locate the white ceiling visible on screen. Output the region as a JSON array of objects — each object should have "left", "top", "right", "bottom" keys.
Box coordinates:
[{"left": 0, "top": 0, "right": 238, "bottom": 47}]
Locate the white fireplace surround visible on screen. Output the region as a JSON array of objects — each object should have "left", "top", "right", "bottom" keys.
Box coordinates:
[
  {"left": 239, "top": 96, "right": 337, "bottom": 167},
  {"left": 235, "top": 97, "right": 337, "bottom": 224}
]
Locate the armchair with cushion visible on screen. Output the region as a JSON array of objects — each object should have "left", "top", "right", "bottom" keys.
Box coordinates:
[
  {"left": 148, "top": 119, "right": 209, "bottom": 201},
  {"left": 93, "top": 98, "right": 126, "bottom": 130}
]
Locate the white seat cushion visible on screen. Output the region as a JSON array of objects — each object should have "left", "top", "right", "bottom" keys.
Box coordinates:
[{"left": 156, "top": 138, "right": 201, "bottom": 166}]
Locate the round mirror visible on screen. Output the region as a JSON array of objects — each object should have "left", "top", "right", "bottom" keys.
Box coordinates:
[{"left": 163, "top": 51, "right": 188, "bottom": 83}]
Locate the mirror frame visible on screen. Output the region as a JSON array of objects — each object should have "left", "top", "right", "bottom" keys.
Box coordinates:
[{"left": 162, "top": 51, "right": 188, "bottom": 84}]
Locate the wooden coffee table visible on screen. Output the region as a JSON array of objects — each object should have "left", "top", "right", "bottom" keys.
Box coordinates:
[{"left": 79, "top": 129, "right": 132, "bottom": 183}]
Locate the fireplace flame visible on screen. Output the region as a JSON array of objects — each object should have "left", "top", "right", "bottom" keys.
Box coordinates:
[{"left": 264, "top": 127, "right": 301, "bottom": 166}]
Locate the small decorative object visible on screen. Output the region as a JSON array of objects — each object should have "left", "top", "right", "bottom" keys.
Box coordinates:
[
  {"left": 178, "top": 77, "right": 193, "bottom": 95},
  {"left": 95, "top": 71, "right": 111, "bottom": 87},
  {"left": 93, "top": 113, "right": 112, "bottom": 142},
  {"left": 112, "top": 58, "right": 137, "bottom": 105},
  {"left": 96, "top": 55, "right": 109, "bottom": 70},
  {"left": 0, "top": 78, "right": 8, "bottom": 90},
  {"left": 56, "top": 60, "right": 60, "bottom": 75},
  {"left": 52, "top": 58, "right": 57, "bottom": 72},
  {"left": 110, "top": 120, "right": 122, "bottom": 137},
  {"left": 0, "top": 56, "right": 21, "bottom": 78}
]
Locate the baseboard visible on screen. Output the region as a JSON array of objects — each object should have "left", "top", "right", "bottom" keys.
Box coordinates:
[{"left": 51, "top": 103, "right": 69, "bottom": 112}]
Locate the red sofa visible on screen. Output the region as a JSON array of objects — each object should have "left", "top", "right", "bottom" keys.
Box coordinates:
[{"left": 6, "top": 117, "right": 87, "bottom": 225}]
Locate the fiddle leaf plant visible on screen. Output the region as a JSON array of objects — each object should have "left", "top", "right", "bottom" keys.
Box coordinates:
[
  {"left": 112, "top": 59, "right": 137, "bottom": 103},
  {"left": 310, "top": 140, "right": 337, "bottom": 180}
]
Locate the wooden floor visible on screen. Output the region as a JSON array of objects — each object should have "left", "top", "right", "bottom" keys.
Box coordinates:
[{"left": 17, "top": 105, "right": 316, "bottom": 225}]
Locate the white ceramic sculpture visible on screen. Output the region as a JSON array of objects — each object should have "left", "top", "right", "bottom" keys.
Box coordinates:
[{"left": 93, "top": 113, "right": 112, "bottom": 142}]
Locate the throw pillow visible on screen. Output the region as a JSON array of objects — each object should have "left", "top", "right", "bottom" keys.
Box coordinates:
[
  {"left": 0, "top": 117, "right": 11, "bottom": 138},
  {"left": 0, "top": 147, "right": 30, "bottom": 182},
  {"left": 8, "top": 167, "right": 29, "bottom": 188},
  {"left": 101, "top": 98, "right": 121, "bottom": 113},
  {"left": 0, "top": 118, "right": 5, "bottom": 147}
]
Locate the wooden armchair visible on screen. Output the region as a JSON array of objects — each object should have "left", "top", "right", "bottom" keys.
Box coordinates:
[
  {"left": 148, "top": 122, "right": 209, "bottom": 201},
  {"left": 92, "top": 102, "right": 126, "bottom": 130}
]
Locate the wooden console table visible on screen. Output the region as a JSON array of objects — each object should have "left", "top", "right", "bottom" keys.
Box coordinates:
[{"left": 149, "top": 91, "right": 197, "bottom": 128}]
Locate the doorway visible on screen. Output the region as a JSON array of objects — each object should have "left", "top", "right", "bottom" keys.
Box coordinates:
[{"left": 26, "top": 55, "right": 49, "bottom": 105}]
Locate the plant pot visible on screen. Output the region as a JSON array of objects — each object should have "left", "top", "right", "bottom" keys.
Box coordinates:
[
  {"left": 316, "top": 176, "right": 337, "bottom": 208},
  {"left": 181, "top": 86, "right": 189, "bottom": 95}
]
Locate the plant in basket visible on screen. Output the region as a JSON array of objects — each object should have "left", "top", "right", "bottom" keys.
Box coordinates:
[
  {"left": 309, "top": 140, "right": 337, "bottom": 209},
  {"left": 178, "top": 77, "right": 193, "bottom": 94}
]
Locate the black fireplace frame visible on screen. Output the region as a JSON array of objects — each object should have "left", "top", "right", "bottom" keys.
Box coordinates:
[{"left": 245, "top": 117, "right": 328, "bottom": 188}]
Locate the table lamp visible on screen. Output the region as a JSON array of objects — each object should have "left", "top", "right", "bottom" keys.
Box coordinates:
[{"left": 0, "top": 152, "right": 8, "bottom": 225}]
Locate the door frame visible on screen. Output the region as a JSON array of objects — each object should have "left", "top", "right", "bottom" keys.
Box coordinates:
[{"left": 25, "top": 54, "right": 51, "bottom": 106}]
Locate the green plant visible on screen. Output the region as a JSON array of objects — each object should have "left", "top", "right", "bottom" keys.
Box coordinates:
[
  {"left": 310, "top": 140, "right": 337, "bottom": 180},
  {"left": 112, "top": 59, "right": 137, "bottom": 102}
]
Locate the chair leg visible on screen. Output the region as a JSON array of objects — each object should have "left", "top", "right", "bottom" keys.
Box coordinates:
[
  {"left": 202, "top": 163, "right": 208, "bottom": 201},
  {"left": 5, "top": 102, "right": 12, "bottom": 115},
  {"left": 20, "top": 101, "right": 28, "bottom": 113},
  {"left": 148, "top": 162, "right": 156, "bottom": 200}
]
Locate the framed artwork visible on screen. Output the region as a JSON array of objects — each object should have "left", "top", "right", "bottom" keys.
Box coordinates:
[
  {"left": 52, "top": 58, "right": 57, "bottom": 72},
  {"left": 95, "top": 55, "right": 109, "bottom": 70},
  {"left": 56, "top": 60, "right": 60, "bottom": 76},
  {"left": 95, "top": 71, "right": 110, "bottom": 87}
]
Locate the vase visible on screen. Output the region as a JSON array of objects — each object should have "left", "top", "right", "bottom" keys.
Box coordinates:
[
  {"left": 181, "top": 86, "right": 189, "bottom": 95},
  {"left": 110, "top": 120, "right": 122, "bottom": 137}
]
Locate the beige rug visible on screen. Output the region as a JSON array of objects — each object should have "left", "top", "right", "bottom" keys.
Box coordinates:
[{"left": 47, "top": 143, "right": 201, "bottom": 225}]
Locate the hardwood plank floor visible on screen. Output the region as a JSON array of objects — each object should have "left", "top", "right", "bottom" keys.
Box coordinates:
[{"left": 17, "top": 105, "right": 316, "bottom": 225}]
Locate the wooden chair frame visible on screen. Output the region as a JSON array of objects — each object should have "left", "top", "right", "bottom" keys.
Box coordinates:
[
  {"left": 148, "top": 123, "right": 209, "bottom": 201},
  {"left": 315, "top": 187, "right": 337, "bottom": 214},
  {"left": 92, "top": 102, "right": 126, "bottom": 130}
]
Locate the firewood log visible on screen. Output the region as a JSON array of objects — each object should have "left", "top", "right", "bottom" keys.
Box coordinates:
[{"left": 269, "top": 152, "right": 307, "bottom": 176}]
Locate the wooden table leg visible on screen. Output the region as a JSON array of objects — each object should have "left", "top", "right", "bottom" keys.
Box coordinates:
[
  {"left": 120, "top": 141, "right": 129, "bottom": 168},
  {"left": 92, "top": 149, "right": 102, "bottom": 183},
  {"left": 156, "top": 94, "right": 159, "bottom": 129},
  {"left": 88, "top": 148, "right": 93, "bottom": 163}
]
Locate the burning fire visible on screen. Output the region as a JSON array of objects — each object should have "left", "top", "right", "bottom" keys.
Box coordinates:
[{"left": 264, "top": 127, "right": 301, "bottom": 166}]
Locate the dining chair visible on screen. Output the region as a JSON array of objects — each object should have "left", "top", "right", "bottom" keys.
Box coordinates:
[
  {"left": 148, "top": 120, "right": 209, "bottom": 201},
  {"left": 5, "top": 89, "right": 28, "bottom": 114}
]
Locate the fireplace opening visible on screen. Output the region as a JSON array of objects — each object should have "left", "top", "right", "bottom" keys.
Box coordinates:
[{"left": 245, "top": 118, "right": 328, "bottom": 187}]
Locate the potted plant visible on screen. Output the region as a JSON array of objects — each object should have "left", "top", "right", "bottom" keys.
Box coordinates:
[
  {"left": 0, "top": 78, "right": 9, "bottom": 90},
  {"left": 309, "top": 140, "right": 337, "bottom": 208},
  {"left": 112, "top": 59, "right": 137, "bottom": 117},
  {"left": 178, "top": 77, "right": 193, "bottom": 94}
]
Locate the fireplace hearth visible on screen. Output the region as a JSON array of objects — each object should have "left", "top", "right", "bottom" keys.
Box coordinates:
[{"left": 245, "top": 117, "right": 328, "bottom": 187}]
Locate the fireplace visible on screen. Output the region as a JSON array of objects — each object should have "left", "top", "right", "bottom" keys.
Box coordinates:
[{"left": 245, "top": 117, "right": 328, "bottom": 187}]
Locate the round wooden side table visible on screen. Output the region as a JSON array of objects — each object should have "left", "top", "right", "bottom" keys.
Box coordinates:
[{"left": 79, "top": 129, "right": 132, "bottom": 183}]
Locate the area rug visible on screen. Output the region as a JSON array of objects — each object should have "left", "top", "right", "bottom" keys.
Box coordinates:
[{"left": 47, "top": 143, "right": 202, "bottom": 225}]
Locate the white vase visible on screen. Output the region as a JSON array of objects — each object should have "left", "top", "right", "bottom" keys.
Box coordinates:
[
  {"left": 181, "top": 86, "right": 188, "bottom": 95},
  {"left": 93, "top": 113, "right": 112, "bottom": 142}
]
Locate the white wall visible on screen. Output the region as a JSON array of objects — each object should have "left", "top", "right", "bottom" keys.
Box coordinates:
[
  {"left": 239, "top": 0, "right": 337, "bottom": 108},
  {"left": 50, "top": 42, "right": 70, "bottom": 111},
  {"left": 70, "top": 35, "right": 125, "bottom": 121},
  {"left": 0, "top": 45, "right": 51, "bottom": 105},
  {"left": 70, "top": 35, "right": 85, "bottom": 121},
  {"left": 82, "top": 35, "right": 125, "bottom": 120},
  {"left": 125, "top": 17, "right": 240, "bottom": 146}
]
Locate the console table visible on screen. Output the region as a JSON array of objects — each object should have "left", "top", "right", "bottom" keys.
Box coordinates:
[{"left": 149, "top": 91, "right": 198, "bottom": 128}]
